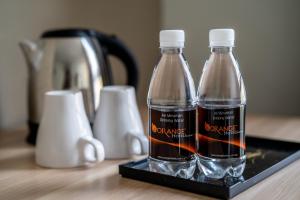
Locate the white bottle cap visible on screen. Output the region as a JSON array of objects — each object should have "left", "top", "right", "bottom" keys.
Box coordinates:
[
  {"left": 209, "top": 29, "right": 235, "bottom": 47},
  {"left": 160, "top": 30, "right": 185, "bottom": 48}
]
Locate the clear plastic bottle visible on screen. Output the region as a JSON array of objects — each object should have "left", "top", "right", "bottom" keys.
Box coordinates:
[
  {"left": 147, "top": 30, "right": 197, "bottom": 178},
  {"left": 197, "top": 29, "right": 246, "bottom": 179}
]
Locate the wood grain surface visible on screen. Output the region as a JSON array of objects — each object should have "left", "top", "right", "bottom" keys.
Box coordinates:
[{"left": 0, "top": 111, "right": 299, "bottom": 200}]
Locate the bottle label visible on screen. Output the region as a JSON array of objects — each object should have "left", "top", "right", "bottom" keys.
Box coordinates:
[
  {"left": 197, "top": 106, "right": 245, "bottom": 158},
  {"left": 149, "top": 108, "right": 196, "bottom": 161}
]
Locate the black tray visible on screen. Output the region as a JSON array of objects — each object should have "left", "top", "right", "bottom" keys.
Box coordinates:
[{"left": 119, "top": 136, "right": 300, "bottom": 199}]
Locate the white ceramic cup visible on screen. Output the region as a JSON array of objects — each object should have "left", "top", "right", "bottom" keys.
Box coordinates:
[
  {"left": 36, "top": 90, "right": 105, "bottom": 168},
  {"left": 93, "top": 86, "right": 148, "bottom": 159}
]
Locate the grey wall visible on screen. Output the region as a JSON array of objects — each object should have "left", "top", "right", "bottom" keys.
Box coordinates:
[
  {"left": 0, "top": 0, "right": 159, "bottom": 128},
  {"left": 1, "top": 0, "right": 299, "bottom": 129},
  {"left": 161, "top": 0, "right": 300, "bottom": 115}
]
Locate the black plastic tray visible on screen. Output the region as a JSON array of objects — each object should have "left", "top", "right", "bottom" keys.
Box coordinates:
[{"left": 119, "top": 136, "right": 300, "bottom": 199}]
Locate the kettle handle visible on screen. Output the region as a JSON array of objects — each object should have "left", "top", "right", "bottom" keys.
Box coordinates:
[{"left": 95, "top": 33, "right": 139, "bottom": 89}]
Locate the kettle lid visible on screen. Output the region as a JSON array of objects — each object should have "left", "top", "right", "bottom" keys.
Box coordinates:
[{"left": 41, "top": 28, "right": 98, "bottom": 38}]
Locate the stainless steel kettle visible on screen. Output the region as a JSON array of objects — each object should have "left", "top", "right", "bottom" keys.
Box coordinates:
[{"left": 20, "top": 28, "right": 138, "bottom": 144}]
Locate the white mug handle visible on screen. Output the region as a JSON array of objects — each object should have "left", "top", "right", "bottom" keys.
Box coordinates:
[
  {"left": 127, "top": 133, "right": 148, "bottom": 156},
  {"left": 79, "top": 136, "right": 105, "bottom": 163}
]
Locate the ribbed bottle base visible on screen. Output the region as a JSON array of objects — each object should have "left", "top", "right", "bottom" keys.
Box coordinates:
[
  {"left": 148, "top": 157, "right": 197, "bottom": 179},
  {"left": 197, "top": 155, "right": 246, "bottom": 179}
]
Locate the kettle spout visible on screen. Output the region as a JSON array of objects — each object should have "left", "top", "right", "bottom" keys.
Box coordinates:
[{"left": 19, "top": 40, "right": 42, "bottom": 71}]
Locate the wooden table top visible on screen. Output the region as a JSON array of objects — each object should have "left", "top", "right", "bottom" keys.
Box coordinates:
[{"left": 0, "top": 113, "right": 300, "bottom": 200}]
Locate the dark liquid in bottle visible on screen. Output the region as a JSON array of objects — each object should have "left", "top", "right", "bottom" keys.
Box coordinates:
[
  {"left": 197, "top": 106, "right": 246, "bottom": 158},
  {"left": 149, "top": 108, "right": 196, "bottom": 162}
]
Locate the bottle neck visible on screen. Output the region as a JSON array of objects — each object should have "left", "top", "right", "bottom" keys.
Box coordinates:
[
  {"left": 161, "top": 47, "right": 183, "bottom": 54},
  {"left": 211, "top": 46, "right": 232, "bottom": 54}
]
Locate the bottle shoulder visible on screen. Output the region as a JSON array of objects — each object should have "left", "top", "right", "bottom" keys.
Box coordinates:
[
  {"left": 147, "top": 53, "right": 196, "bottom": 106},
  {"left": 197, "top": 52, "right": 246, "bottom": 102}
]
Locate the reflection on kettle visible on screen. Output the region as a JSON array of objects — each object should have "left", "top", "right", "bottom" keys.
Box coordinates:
[{"left": 19, "top": 28, "right": 139, "bottom": 144}]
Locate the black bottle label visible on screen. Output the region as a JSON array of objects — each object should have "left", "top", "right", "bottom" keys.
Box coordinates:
[
  {"left": 197, "top": 106, "right": 246, "bottom": 158},
  {"left": 149, "top": 108, "right": 196, "bottom": 161}
]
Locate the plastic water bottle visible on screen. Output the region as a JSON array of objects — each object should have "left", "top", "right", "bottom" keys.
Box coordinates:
[
  {"left": 147, "top": 30, "right": 197, "bottom": 178},
  {"left": 197, "top": 29, "right": 246, "bottom": 179}
]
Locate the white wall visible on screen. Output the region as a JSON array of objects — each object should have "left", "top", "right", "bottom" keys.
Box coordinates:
[
  {"left": 0, "top": 0, "right": 159, "bottom": 128},
  {"left": 161, "top": 0, "right": 300, "bottom": 115}
]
